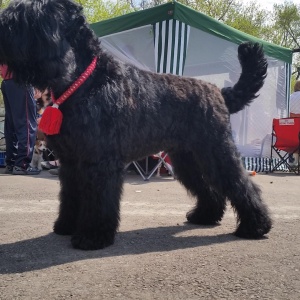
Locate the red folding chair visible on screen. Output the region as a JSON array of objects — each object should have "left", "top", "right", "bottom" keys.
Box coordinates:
[{"left": 270, "top": 118, "right": 300, "bottom": 174}]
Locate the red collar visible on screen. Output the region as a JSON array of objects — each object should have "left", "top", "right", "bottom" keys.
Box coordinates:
[
  {"left": 51, "top": 56, "right": 97, "bottom": 106},
  {"left": 38, "top": 57, "right": 97, "bottom": 135}
]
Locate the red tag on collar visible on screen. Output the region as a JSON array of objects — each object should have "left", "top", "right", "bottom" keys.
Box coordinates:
[{"left": 38, "top": 106, "right": 63, "bottom": 135}]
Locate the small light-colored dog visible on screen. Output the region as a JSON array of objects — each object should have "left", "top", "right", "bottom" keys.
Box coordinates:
[{"left": 30, "top": 140, "right": 47, "bottom": 170}]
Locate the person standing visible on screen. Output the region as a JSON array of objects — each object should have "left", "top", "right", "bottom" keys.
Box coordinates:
[
  {"left": 290, "top": 80, "right": 300, "bottom": 118},
  {"left": 0, "top": 64, "right": 40, "bottom": 175},
  {"left": 288, "top": 80, "right": 300, "bottom": 165}
]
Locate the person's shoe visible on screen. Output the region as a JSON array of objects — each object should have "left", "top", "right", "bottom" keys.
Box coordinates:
[
  {"left": 41, "top": 161, "right": 58, "bottom": 170},
  {"left": 49, "top": 168, "right": 59, "bottom": 176},
  {"left": 12, "top": 166, "right": 41, "bottom": 175},
  {"left": 5, "top": 165, "right": 13, "bottom": 174}
]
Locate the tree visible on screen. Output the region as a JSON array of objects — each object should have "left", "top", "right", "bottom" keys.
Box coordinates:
[
  {"left": 222, "top": 2, "right": 270, "bottom": 38},
  {"left": 272, "top": 2, "right": 300, "bottom": 49},
  {"left": 128, "top": 0, "right": 270, "bottom": 38},
  {"left": 271, "top": 2, "right": 300, "bottom": 85},
  {"left": 0, "top": 0, "right": 9, "bottom": 9},
  {"left": 75, "top": 0, "right": 133, "bottom": 23}
]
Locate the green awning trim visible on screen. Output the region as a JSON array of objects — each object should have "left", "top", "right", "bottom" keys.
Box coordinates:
[
  {"left": 90, "top": 1, "right": 292, "bottom": 64},
  {"left": 90, "top": 3, "right": 174, "bottom": 37}
]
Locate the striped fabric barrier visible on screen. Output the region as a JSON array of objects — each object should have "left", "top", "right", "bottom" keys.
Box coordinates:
[
  {"left": 154, "top": 20, "right": 190, "bottom": 76},
  {"left": 242, "top": 157, "right": 289, "bottom": 173}
]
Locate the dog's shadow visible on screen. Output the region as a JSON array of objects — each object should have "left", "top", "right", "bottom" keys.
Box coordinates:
[{"left": 0, "top": 225, "right": 239, "bottom": 274}]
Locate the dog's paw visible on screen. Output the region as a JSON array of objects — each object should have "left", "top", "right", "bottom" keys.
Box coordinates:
[
  {"left": 235, "top": 219, "right": 272, "bottom": 239},
  {"left": 53, "top": 220, "right": 74, "bottom": 235},
  {"left": 186, "top": 208, "right": 221, "bottom": 225},
  {"left": 71, "top": 232, "right": 115, "bottom": 250}
]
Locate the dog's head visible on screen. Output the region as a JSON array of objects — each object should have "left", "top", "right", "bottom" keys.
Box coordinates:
[
  {"left": 34, "top": 140, "right": 47, "bottom": 153},
  {"left": 0, "top": 0, "right": 99, "bottom": 91}
]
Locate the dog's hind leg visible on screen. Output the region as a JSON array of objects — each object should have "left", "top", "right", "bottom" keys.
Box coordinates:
[
  {"left": 191, "top": 136, "right": 272, "bottom": 239},
  {"left": 69, "top": 161, "right": 123, "bottom": 250},
  {"left": 168, "top": 150, "right": 226, "bottom": 225}
]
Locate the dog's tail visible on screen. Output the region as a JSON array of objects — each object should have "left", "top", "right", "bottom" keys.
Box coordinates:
[{"left": 221, "top": 42, "right": 268, "bottom": 114}]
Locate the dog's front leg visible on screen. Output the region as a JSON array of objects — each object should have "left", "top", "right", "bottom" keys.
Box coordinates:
[
  {"left": 53, "top": 162, "right": 80, "bottom": 235},
  {"left": 68, "top": 162, "right": 123, "bottom": 250}
]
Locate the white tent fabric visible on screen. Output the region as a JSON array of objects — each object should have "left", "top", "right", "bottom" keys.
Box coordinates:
[{"left": 100, "top": 26, "right": 156, "bottom": 72}]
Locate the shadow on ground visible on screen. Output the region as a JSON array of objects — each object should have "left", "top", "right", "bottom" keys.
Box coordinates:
[{"left": 0, "top": 224, "right": 240, "bottom": 274}]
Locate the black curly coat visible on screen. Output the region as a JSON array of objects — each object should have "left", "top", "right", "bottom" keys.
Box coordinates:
[{"left": 0, "top": 0, "right": 272, "bottom": 250}]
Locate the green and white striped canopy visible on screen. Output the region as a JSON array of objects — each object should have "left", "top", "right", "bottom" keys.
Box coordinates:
[{"left": 91, "top": 1, "right": 292, "bottom": 64}]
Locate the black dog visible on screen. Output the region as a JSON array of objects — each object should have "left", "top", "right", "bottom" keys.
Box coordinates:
[{"left": 0, "top": 0, "right": 272, "bottom": 250}]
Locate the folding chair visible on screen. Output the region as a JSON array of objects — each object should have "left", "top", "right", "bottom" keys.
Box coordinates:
[
  {"left": 147, "top": 152, "right": 174, "bottom": 179},
  {"left": 45, "top": 147, "right": 56, "bottom": 161},
  {"left": 36, "top": 129, "right": 56, "bottom": 162},
  {"left": 270, "top": 118, "right": 300, "bottom": 175},
  {"left": 126, "top": 152, "right": 174, "bottom": 181}
]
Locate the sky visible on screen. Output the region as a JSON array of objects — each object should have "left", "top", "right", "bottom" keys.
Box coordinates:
[{"left": 240, "top": 0, "right": 300, "bottom": 10}]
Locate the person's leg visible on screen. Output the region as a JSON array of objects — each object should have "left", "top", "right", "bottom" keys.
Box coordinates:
[
  {"left": 14, "top": 86, "right": 37, "bottom": 169},
  {"left": 3, "top": 81, "right": 39, "bottom": 174},
  {"left": 1, "top": 81, "right": 17, "bottom": 172}
]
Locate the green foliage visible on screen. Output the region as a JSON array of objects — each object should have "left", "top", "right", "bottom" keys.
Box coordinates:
[
  {"left": 272, "top": 2, "right": 300, "bottom": 48},
  {"left": 0, "top": 0, "right": 9, "bottom": 9},
  {"left": 75, "top": 0, "right": 133, "bottom": 23},
  {"left": 271, "top": 2, "right": 300, "bottom": 86},
  {"left": 223, "top": 2, "right": 270, "bottom": 38}
]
